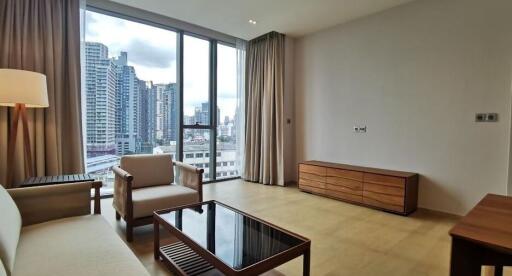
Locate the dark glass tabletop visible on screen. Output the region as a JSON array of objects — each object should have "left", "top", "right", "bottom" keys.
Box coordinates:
[{"left": 157, "top": 201, "right": 307, "bottom": 270}]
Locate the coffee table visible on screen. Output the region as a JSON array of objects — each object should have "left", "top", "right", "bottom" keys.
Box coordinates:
[{"left": 153, "top": 200, "right": 311, "bottom": 276}]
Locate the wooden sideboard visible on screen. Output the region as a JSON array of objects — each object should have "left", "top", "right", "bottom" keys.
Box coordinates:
[{"left": 298, "top": 161, "right": 418, "bottom": 215}]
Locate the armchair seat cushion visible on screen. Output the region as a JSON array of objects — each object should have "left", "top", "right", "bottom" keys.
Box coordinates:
[
  {"left": 13, "top": 215, "right": 148, "bottom": 276},
  {"left": 132, "top": 185, "right": 199, "bottom": 219}
]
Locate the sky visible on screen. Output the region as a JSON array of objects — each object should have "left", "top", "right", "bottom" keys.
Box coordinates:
[{"left": 85, "top": 11, "right": 237, "bottom": 120}]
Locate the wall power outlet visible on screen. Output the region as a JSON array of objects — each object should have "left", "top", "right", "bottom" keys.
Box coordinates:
[
  {"left": 354, "top": 125, "right": 367, "bottom": 133},
  {"left": 475, "top": 113, "right": 499, "bottom": 122}
]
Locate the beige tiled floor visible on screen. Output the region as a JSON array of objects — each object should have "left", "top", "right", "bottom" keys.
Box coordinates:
[{"left": 101, "top": 179, "right": 462, "bottom": 276}]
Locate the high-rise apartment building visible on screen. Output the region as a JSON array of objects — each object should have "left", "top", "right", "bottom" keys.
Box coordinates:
[
  {"left": 162, "top": 83, "right": 178, "bottom": 143},
  {"left": 85, "top": 42, "right": 117, "bottom": 157},
  {"left": 154, "top": 83, "right": 178, "bottom": 144},
  {"left": 154, "top": 84, "right": 166, "bottom": 141},
  {"left": 137, "top": 81, "right": 157, "bottom": 153},
  {"left": 137, "top": 80, "right": 149, "bottom": 144},
  {"left": 113, "top": 52, "right": 139, "bottom": 155},
  {"left": 146, "top": 82, "right": 158, "bottom": 146},
  {"left": 193, "top": 102, "right": 220, "bottom": 125}
]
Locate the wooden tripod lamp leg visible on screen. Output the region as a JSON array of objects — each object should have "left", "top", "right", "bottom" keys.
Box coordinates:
[
  {"left": 20, "top": 104, "right": 34, "bottom": 177},
  {"left": 6, "top": 103, "right": 33, "bottom": 186},
  {"left": 6, "top": 104, "right": 21, "bottom": 186}
]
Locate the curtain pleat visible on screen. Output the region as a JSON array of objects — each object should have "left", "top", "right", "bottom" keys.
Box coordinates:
[
  {"left": 0, "top": 0, "right": 84, "bottom": 187},
  {"left": 243, "top": 32, "right": 284, "bottom": 186}
]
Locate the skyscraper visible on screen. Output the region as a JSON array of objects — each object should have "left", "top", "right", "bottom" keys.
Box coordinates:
[
  {"left": 85, "top": 42, "right": 117, "bottom": 157},
  {"left": 154, "top": 84, "right": 166, "bottom": 142},
  {"left": 191, "top": 103, "right": 220, "bottom": 126},
  {"left": 138, "top": 80, "right": 149, "bottom": 144},
  {"left": 146, "top": 82, "right": 157, "bottom": 145},
  {"left": 113, "top": 52, "right": 140, "bottom": 155},
  {"left": 162, "top": 83, "right": 178, "bottom": 143}
]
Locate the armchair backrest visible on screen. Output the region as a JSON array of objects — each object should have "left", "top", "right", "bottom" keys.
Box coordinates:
[{"left": 120, "top": 154, "right": 174, "bottom": 188}]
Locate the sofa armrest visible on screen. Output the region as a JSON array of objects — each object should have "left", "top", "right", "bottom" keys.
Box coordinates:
[
  {"left": 174, "top": 161, "right": 204, "bottom": 201},
  {"left": 8, "top": 182, "right": 97, "bottom": 226}
]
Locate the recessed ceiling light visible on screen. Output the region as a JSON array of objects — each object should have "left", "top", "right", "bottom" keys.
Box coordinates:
[{"left": 248, "top": 19, "right": 257, "bottom": 25}]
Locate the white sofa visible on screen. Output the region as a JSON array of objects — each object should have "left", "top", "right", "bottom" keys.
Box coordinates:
[{"left": 0, "top": 182, "right": 149, "bottom": 276}]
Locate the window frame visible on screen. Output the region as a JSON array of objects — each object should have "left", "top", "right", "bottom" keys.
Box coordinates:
[{"left": 84, "top": 4, "right": 241, "bottom": 184}]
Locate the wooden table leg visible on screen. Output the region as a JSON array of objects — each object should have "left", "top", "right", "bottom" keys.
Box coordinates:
[
  {"left": 450, "top": 237, "right": 481, "bottom": 276},
  {"left": 303, "top": 248, "right": 310, "bottom": 276},
  {"left": 154, "top": 217, "right": 160, "bottom": 260},
  {"left": 92, "top": 181, "right": 102, "bottom": 214}
]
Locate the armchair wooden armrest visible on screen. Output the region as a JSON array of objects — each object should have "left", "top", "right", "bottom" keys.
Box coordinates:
[
  {"left": 173, "top": 161, "right": 204, "bottom": 201},
  {"left": 112, "top": 165, "right": 134, "bottom": 182},
  {"left": 8, "top": 181, "right": 101, "bottom": 226},
  {"left": 111, "top": 165, "right": 134, "bottom": 224}
]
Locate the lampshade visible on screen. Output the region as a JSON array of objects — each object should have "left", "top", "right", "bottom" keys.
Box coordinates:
[{"left": 0, "top": 69, "right": 49, "bottom": 108}]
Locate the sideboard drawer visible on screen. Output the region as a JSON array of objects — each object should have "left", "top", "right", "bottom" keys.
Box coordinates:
[
  {"left": 363, "top": 190, "right": 404, "bottom": 207},
  {"left": 363, "top": 195, "right": 404, "bottom": 213},
  {"left": 299, "top": 178, "right": 326, "bottom": 189},
  {"left": 363, "top": 182, "right": 404, "bottom": 197},
  {"left": 363, "top": 173, "right": 405, "bottom": 188},
  {"left": 299, "top": 184, "right": 326, "bottom": 195},
  {"left": 301, "top": 172, "right": 326, "bottom": 183},
  {"left": 299, "top": 164, "right": 326, "bottom": 176},
  {"left": 325, "top": 178, "right": 362, "bottom": 195},
  {"left": 326, "top": 168, "right": 363, "bottom": 181},
  {"left": 329, "top": 189, "right": 363, "bottom": 203}
]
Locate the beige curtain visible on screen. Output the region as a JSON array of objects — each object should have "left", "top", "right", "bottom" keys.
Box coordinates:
[
  {"left": 243, "top": 32, "right": 284, "bottom": 186},
  {"left": 0, "top": 0, "right": 84, "bottom": 187}
]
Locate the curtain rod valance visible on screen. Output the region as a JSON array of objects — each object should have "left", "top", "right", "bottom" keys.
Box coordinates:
[{"left": 249, "top": 31, "right": 284, "bottom": 43}]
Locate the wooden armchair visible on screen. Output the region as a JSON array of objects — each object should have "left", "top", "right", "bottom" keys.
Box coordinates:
[{"left": 112, "top": 154, "right": 204, "bottom": 242}]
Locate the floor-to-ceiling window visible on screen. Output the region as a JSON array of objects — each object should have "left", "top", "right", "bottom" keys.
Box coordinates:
[
  {"left": 84, "top": 10, "right": 178, "bottom": 194},
  {"left": 216, "top": 43, "right": 239, "bottom": 179},
  {"left": 82, "top": 7, "right": 242, "bottom": 194},
  {"left": 182, "top": 35, "right": 212, "bottom": 181}
]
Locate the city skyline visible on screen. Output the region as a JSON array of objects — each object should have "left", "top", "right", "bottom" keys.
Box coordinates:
[
  {"left": 85, "top": 41, "right": 237, "bottom": 153},
  {"left": 85, "top": 10, "right": 238, "bottom": 120}
]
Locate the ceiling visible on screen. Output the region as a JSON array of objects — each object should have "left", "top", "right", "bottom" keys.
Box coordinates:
[{"left": 111, "top": 0, "right": 415, "bottom": 40}]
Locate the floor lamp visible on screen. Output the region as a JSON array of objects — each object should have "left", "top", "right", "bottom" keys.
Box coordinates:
[{"left": 0, "top": 69, "right": 48, "bottom": 186}]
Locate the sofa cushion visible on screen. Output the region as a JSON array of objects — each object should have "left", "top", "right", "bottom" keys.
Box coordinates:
[
  {"left": 120, "top": 154, "right": 174, "bottom": 188},
  {"left": 0, "top": 255, "right": 6, "bottom": 276},
  {"left": 13, "top": 215, "right": 149, "bottom": 276},
  {"left": 0, "top": 185, "right": 21, "bottom": 276},
  {"left": 132, "top": 185, "right": 199, "bottom": 218}
]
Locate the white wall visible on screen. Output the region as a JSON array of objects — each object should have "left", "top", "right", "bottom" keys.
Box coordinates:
[{"left": 294, "top": 0, "right": 512, "bottom": 215}]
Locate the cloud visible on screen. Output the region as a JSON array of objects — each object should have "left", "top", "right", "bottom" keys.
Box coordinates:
[
  {"left": 85, "top": 12, "right": 98, "bottom": 37},
  {"left": 85, "top": 11, "right": 97, "bottom": 24},
  {"left": 125, "top": 39, "right": 176, "bottom": 68}
]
